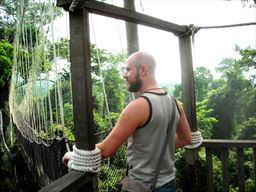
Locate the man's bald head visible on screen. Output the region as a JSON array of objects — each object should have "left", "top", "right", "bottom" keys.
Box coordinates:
[{"left": 127, "top": 51, "right": 156, "bottom": 75}]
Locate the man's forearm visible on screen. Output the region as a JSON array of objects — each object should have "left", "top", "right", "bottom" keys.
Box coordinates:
[{"left": 175, "top": 135, "right": 191, "bottom": 148}]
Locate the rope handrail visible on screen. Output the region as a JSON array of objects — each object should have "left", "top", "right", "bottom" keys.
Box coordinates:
[
  {"left": 178, "top": 22, "right": 256, "bottom": 37},
  {"left": 198, "top": 22, "right": 256, "bottom": 30}
]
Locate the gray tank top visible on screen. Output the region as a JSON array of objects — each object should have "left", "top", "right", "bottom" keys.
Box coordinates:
[{"left": 127, "top": 91, "right": 180, "bottom": 187}]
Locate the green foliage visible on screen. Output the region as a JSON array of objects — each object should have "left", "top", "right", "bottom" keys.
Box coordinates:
[
  {"left": 160, "top": 83, "right": 176, "bottom": 94},
  {"left": 236, "top": 46, "right": 256, "bottom": 71},
  {"left": 0, "top": 144, "right": 16, "bottom": 191},
  {"left": 0, "top": 40, "right": 15, "bottom": 191},
  {"left": 207, "top": 82, "right": 236, "bottom": 139},
  {"left": 173, "top": 46, "right": 256, "bottom": 190},
  {"left": 0, "top": 0, "right": 62, "bottom": 42},
  {"left": 98, "top": 164, "right": 125, "bottom": 192},
  {"left": 0, "top": 0, "right": 18, "bottom": 42},
  {"left": 194, "top": 66, "right": 213, "bottom": 102},
  {"left": 90, "top": 46, "right": 127, "bottom": 130},
  {"left": 175, "top": 149, "right": 223, "bottom": 192},
  {"left": 98, "top": 144, "right": 127, "bottom": 192},
  {"left": 48, "top": 38, "right": 69, "bottom": 60},
  {"left": 63, "top": 103, "right": 74, "bottom": 131},
  {"left": 207, "top": 57, "right": 254, "bottom": 139},
  {"left": 222, "top": 148, "right": 256, "bottom": 191},
  {"left": 173, "top": 84, "right": 183, "bottom": 102},
  {"left": 0, "top": 39, "right": 13, "bottom": 87},
  {"left": 196, "top": 100, "right": 217, "bottom": 139},
  {"left": 45, "top": 45, "right": 127, "bottom": 141},
  {"left": 237, "top": 117, "right": 256, "bottom": 139},
  {"left": 244, "top": 178, "right": 256, "bottom": 192},
  {"left": 37, "top": 123, "right": 75, "bottom": 141},
  {"left": 104, "top": 66, "right": 126, "bottom": 113}
]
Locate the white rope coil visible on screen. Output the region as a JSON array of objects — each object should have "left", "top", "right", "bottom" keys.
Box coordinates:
[
  {"left": 68, "top": 145, "right": 101, "bottom": 173},
  {"left": 185, "top": 131, "right": 203, "bottom": 149}
]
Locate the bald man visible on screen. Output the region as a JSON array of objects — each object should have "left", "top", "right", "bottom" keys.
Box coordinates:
[{"left": 63, "top": 51, "right": 191, "bottom": 191}]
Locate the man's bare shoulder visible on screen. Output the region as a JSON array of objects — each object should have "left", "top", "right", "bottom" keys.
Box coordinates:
[{"left": 123, "top": 97, "right": 149, "bottom": 114}]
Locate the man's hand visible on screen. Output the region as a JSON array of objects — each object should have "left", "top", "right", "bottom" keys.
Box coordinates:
[{"left": 62, "top": 151, "right": 73, "bottom": 166}]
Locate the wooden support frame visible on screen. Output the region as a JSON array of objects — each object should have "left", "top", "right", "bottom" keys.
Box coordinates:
[
  {"left": 40, "top": 5, "right": 97, "bottom": 192},
  {"left": 41, "top": 0, "right": 196, "bottom": 191},
  {"left": 221, "top": 148, "right": 229, "bottom": 192},
  {"left": 69, "top": 8, "right": 95, "bottom": 151},
  {"left": 201, "top": 140, "right": 256, "bottom": 192},
  {"left": 124, "top": 0, "right": 139, "bottom": 55},
  {"left": 205, "top": 147, "right": 214, "bottom": 192},
  {"left": 57, "top": 0, "right": 188, "bottom": 35},
  {"left": 237, "top": 148, "right": 245, "bottom": 192},
  {"left": 39, "top": 172, "right": 92, "bottom": 192},
  {"left": 178, "top": 35, "right": 197, "bottom": 132}
]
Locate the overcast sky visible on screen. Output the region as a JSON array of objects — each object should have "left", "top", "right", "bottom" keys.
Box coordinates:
[{"left": 56, "top": 0, "right": 256, "bottom": 83}]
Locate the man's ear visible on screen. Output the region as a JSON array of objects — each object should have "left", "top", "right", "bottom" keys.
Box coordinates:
[{"left": 140, "top": 64, "right": 147, "bottom": 76}]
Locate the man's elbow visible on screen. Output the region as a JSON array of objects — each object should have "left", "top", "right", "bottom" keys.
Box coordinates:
[
  {"left": 96, "top": 143, "right": 115, "bottom": 160},
  {"left": 175, "top": 133, "right": 192, "bottom": 148},
  {"left": 182, "top": 133, "right": 192, "bottom": 145},
  {"left": 184, "top": 135, "right": 192, "bottom": 145}
]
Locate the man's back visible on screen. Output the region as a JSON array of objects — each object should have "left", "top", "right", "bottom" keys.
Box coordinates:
[{"left": 127, "top": 91, "right": 180, "bottom": 188}]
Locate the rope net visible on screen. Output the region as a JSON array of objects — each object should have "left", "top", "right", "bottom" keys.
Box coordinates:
[
  {"left": 9, "top": 0, "right": 68, "bottom": 142},
  {"left": 9, "top": 0, "right": 127, "bottom": 190},
  {"left": 8, "top": 0, "right": 74, "bottom": 187}
]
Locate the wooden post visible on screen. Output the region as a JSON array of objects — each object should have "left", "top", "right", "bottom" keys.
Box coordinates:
[
  {"left": 68, "top": 7, "right": 98, "bottom": 191},
  {"left": 179, "top": 35, "right": 197, "bottom": 191},
  {"left": 179, "top": 34, "right": 198, "bottom": 163},
  {"left": 221, "top": 148, "right": 229, "bottom": 192},
  {"left": 69, "top": 7, "right": 94, "bottom": 152},
  {"left": 124, "top": 0, "right": 140, "bottom": 100},
  {"left": 205, "top": 147, "right": 214, "bottom": 192},
  {"left": 124, "top": 0, "right": 139, "bottom": 55},
  {"left": 178, "top": 35, "right": 197, "bottom": 133},
  {"left": 237, "top": 148, "right": 245, "bottom": 192},
  {"left": 254, "top": 147, "right": 256, "bottom": 190}
]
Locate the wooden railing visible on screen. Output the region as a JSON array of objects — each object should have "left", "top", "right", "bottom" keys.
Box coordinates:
[
  {"left": 39, "top": 171, "right": 95, "bottom": 192},
  {"left": 201, "top": 139, "right": 256, "bottom": 192},
  {"left": 39, "top": 139, "right": 256, "bottom": 192}
]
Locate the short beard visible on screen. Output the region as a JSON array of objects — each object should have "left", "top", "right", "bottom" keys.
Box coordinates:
[{"left": 128, "top": 73, "right": 142, "bottom": 92}]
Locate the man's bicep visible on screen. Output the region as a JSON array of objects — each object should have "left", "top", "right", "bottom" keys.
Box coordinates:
[
  {"left": 97, "top": 98, "right": 149, "bottom": 158},
  {"left": 98, "top": 100, "right": 146, "bottom": 157}
]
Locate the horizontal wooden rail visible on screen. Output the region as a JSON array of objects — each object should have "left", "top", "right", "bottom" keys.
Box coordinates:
[
  {"left": 202, "top": 139, "right": 256, "bottom": 148},
  {"left": 57, "top": 0, "right": 188, "bottom": 36},
  {"left": 39, "top": 171, "right": 94, "bottom": 192},
  {"left": 201, "top": 139, "right": 256, "bottom": 192}
]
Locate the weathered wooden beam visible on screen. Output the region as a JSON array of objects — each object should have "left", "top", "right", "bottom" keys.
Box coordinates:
[
  {"left": 69, "top": 7, "right": 98, "bottom": 191},
  {"left": 205, "top": 147, "right": 214, "bottom": 192},
  {"left": 39, "top": 171, "right": 92, "bottom": 192},
  {"left": 83, "top": 1, "right": 188, "bottom": 35},
  {"left": 202, "top": 139, "right": 256, "bottom": 148},
  {"left": 237, "top": 148, "right": 245, "bottom": 192},
  {"left": 69, "top": 7, "right": 95, "bottom": 151},
  {"left": 253, "top": 147, "right": 256, "bottom": 188},
  {"left": 124, "top": 0, "right": 139, "bottom": 55},
  {"left": 56, "top": 0, "right": 188, "bottom": 36},
  {"left": 179, "top": 35, "right": 197, "bottom": 192},
  {"left": 124, "top": 0, "right": 140, "bottom": 100},
  {"left": 178, "top": 35, "right": 197, "bottom": 132},
  {"left": 56, "top": 0, "right": 72, "bottom": 11},
  {"left": 221, "top": 148, "right": 229, "bottom": 192}
]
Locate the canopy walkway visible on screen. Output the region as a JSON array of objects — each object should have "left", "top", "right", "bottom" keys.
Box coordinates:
[{"left": 2, "top": 0, "right": 255, "bottom": 191}]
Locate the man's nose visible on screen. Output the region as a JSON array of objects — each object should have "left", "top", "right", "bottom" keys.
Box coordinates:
[{"left": 123, "top": 72, "right": 127, "bottom": 79}]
